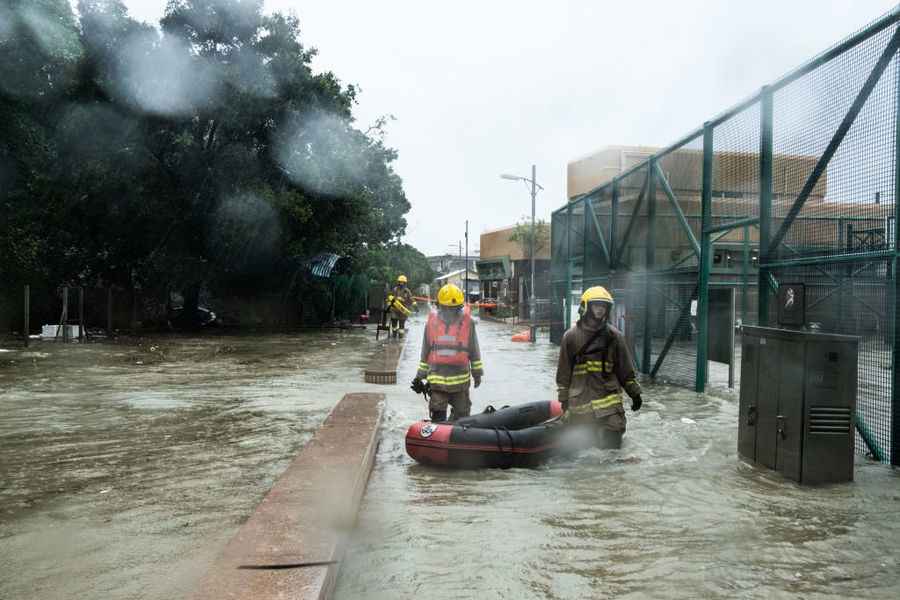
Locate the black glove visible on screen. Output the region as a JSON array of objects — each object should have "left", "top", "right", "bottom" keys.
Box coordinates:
[
  {"left": 473, "top": 375, "right": 482, "bottom": 388},
  {"left": 631, "top": 395, "right": 643, "bottom": 412},
  {"left": 411, "top": 377, "right": 424, "bottom": 394},
  {"left": 560, "top": 399, "right": 569, "bottom": 413}
]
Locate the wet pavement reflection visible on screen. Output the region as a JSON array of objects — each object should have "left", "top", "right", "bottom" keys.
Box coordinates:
[{"left": 334, "top": 317, "right": 900, "bottom": 600}]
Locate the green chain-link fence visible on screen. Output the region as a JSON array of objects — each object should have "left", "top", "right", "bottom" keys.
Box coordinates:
[{"left": 550, "top": 8, "right": 900, "bottom": 464}]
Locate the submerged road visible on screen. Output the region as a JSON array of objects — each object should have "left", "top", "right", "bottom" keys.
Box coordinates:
[
  {"left": 1, "top": 317, "right": 899, "bottom": 599},
  {"left": 0, "top": 330, "right": 384, "bottom": 600},
  {"left": 334, "top": 317, "right": 900, "bottom": 600}
]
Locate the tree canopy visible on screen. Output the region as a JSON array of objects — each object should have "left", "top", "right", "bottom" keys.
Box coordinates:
[
  {"left": 508, "top": 218, "right": 550, "bottom": 259},
  {"left": 1, "top": 0, "right": 423, "bottom": 323}
]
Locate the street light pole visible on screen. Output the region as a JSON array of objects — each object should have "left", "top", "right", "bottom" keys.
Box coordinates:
[
  {"left": 465, "top": 220, "right": 469, "bottom": 305},
  {"left": 530, "top": 164, "right": 536, "bottom": 324},
  {"left": 500, "top": 167, "right": 543, "bottom": 325}
]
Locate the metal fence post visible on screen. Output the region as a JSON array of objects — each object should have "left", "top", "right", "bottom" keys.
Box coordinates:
[
  {"left": 79, "top": 286, "right": 85, "bottom": 342},
  {"left": 24, "top": 285, "right": 30, "bottom": 347},
  {"left": 62, "top": 286, "right": 70, "bottom": 343},
  {"left": 583, "top": 196, "right": 590, "bottom": 281},
  {"left": 893, "top": 62, "right": 900, "bottom": 466},
  {"left": 759, "top": 86, "right": 774, "bottom": 326},
  {"left": 743, "top": 224, "right": 750, "bottom": 324},
  {"left": 643, "top": 161, "right": 657, "bottom": 373},
  {"left": 611, "top": 181, "right": 619, "bottom": 269},
  {"left": 565, "top": 202, "right": 573, "bottom": 331},
  {"left": 107, "top": 286, "right": 113, "bottom": 338},
  {"left": 696, "top": 123, "right": 713, "bottom": 392}
]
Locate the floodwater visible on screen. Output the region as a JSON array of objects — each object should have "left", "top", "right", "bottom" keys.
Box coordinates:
[
  {"left": 1, "top": 319, "right": 899, "bottom": 600},
  {"left": 334, "top": 318, "right": 900, "bottom": 600},
  {"left": 0, "top": 329, "right": 384, "bottom": 600}
]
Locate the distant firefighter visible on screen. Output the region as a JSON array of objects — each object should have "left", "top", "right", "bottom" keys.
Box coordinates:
[{"left": 387, "top": 274, "right": 414, "bottom": 339}]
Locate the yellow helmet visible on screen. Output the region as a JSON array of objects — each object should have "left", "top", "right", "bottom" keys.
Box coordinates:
[
  {"left": 397, "top": 274, "right": 408, "bottom": 284},
  {"left": 579, "top": 286, "right": 614, "bottom": 316},
  {"left": 437, "top": 284, "right": 464, "bottom": 307}
]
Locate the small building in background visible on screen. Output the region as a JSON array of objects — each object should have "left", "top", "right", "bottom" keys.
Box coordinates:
[
  {"left": 434, "top": 269, "right": 480, "bottom": 302},
  {"left": 478, "top": 224, "right": 551, "bottom": 320},
  {"left": 427, "top": 253, "right": 479, "bottom": 278}
]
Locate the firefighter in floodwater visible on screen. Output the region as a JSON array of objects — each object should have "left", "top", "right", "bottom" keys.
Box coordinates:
[
  {"left": 413, "top": 283, "right": 484, "bottom": 421},
  {"left": 388, "top": 274, "right": 415, "bottom": 338},
  {"left": 556, "top": 286, "right": 642, "bottom": 449}
]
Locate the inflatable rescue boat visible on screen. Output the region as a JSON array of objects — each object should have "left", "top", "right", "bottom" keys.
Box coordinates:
[{"left": 405, "top": 400, "right": 564, "bottom": 468}]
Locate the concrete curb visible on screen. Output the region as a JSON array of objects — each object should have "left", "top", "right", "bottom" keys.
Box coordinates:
[
  {"left": 364, "top": 337, "right": 406, "bottom": 384},
  {"left": 192, "top": 393, "right": 384, "bottom": 600}
]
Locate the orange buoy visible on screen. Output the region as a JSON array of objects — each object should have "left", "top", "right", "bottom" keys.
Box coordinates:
[{"left": 511, "top": 329, "right": 531, "bottom": 342}]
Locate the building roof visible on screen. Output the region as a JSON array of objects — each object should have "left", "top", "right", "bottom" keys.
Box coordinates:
[
  {"left": 480, "top": 223, "right": 551, "bottom": 261},
  {"left": 436, "top": 268, "right": 478, "bottom": 278}
]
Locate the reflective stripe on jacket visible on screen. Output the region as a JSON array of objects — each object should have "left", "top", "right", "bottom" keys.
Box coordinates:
[
  {"left": 568, "top": 393, "right": 623, "bottom": 415},
  {"left": 388, "top": 286, "right": 414, "bottom": 318},
  {"left": 555, "top": 320, "right": 641, "bottom": 416}
]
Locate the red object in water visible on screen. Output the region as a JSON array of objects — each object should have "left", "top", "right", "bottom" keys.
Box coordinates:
[
  {"left": 359, "top": 314, "right": 369, "bottom": 323},
  {"left": 405, "top": 400, "right": 564, "bottom": 468},
  {"left": 511, "top": 329, "right": 531, "bottom": 342}
]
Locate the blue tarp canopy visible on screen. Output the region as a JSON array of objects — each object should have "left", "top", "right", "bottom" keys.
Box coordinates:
[{"left": 303, "top": 253, "right": 344, "bottom": 278}]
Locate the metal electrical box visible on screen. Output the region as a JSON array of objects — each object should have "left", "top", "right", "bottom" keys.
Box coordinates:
[{"left": 738, "top": 326, "right": 858, "bottom": 485}]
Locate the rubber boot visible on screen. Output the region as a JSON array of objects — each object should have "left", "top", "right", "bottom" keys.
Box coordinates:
[
  {"left": 430, "top": 409, "right": 447, "bottom": 422},
  {"left": 595, "top": 428, "right": 623, "bottom": 450},
  {"left": 448, "top": 405, "right": 471, "bottom": 422}
]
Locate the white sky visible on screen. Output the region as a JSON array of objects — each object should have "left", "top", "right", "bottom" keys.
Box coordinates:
[{"left": 116, "top": 0, "right": 897, "bottom": 256}]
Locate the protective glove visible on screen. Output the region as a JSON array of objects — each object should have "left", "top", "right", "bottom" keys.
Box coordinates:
[
  {"left": 473, "top": 375, "right": 482, "bottom": 388},
  {"left": 631, "top": 395, "right": 643, "bottom": 412},
  {"left": 411, "top": 377, "right": 424, "bottom": 394},
  {"left": 560, "top": 399, "right": 569, "bottom": 413}
]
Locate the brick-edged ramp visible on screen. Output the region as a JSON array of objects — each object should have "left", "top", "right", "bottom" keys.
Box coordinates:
[
  {"left": 192, "top": 393, "right": 384, "bottom": 600},
  {"left": 364, "top": 339, "right": 405, "bottom": 384}
]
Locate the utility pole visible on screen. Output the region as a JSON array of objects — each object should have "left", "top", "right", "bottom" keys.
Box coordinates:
[
  {"left": 530, "top": 164, "right": 537, "bottom": 324},
  {"left": 465, "top": 220, "right": 469, "bottom": 304},
  {"left": 500, "top": 165, "right": 543, "bottom": 324}
]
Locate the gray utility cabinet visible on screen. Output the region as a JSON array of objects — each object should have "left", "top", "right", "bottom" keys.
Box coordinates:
[{"left": 738, "top": 326, "right": 858, "bottom": 484}]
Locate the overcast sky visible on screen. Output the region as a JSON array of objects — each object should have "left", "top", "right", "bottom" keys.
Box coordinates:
[{"left": 115, "top": 0, "right": 897, "bottom": 256}]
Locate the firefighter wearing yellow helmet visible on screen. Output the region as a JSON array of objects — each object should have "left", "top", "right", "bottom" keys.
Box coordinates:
[
  {"left": 555, "top": 286, "right": 642, "bottom": 449},
  {"left": 387, "top": 274, "right": 415, "bottom": 338},
  {"left": 413, "top": 283, "right": 484, "bottom": 421}
]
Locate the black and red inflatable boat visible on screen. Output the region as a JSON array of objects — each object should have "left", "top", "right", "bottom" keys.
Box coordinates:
[{"left": 405, "top": 400, "right": 564, "bottom": 468}]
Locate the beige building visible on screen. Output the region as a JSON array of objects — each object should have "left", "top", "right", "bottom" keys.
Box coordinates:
[
  {"left": 568, "top": 144, "right": 827, "bottom": 202},
  {"left": 478, "top": 224, "right": 551, "bottom": 318},
  {"left": 568, "top": 145, "right": 659, "bottom": 199},
  {"left": 564, "top": 145, "right": 892, "bottom": 269},
  {"left": 479, "top": 225, "right": 551, "bottom": 261}
]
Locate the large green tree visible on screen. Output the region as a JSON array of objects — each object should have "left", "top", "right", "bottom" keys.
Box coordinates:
[
  {"left": 360, "top": 243, "right": 436, "bottom": 291},
  {"left": 1, "top": 0, "right": 415, "bottom": 326}
]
